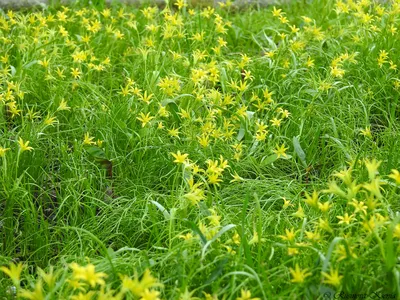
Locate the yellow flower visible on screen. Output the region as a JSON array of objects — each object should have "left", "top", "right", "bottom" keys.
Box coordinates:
[
  {"left": 333, "top": 167, "right": 353, "bottom": 186},
  {"left": 183, "top": 188, "right": 205, "bottom": 206},
  {"left": 230, "top": 171, "right": 244, "bottom": 183},
  {"left": 140, "top": 289, "right": 160, "bottom": 300},
  {"left": 179, "top": 232, "right": 194, "bottom": 241},
  {"left": 158, "top": 77, "right": 180, "bottom": 96},
  {"left": 255, "top": 131, "right": 267, "bottom": 142},
  {"left": 362, "top": 215, "right": 377, "bottom": 232},
  {"left": 136, "top": 112, "right": 155, "bottom": 127},
  {"left": 330, "top": 66, "right": 345, "bottom": 78},
  {"left": 18, "top": 138, "right": 33, "bottom": 152},
  {"left": 71, "top": 291, "right": 96, "bottom": 300},
  {"left": 306, "top": 57, "right": 315, "bottom": 68},
  {"left": 289, "top": 264, "right": 311, "bottom": 283},
  {"left": 270, "top": 118, "right": 282, "bottom": 127},
  {"left": 37, "top": 266, "right": 57, "bottom": 289},
  {"left": 56, "top": 67, "right": 66, "bottom": 79},
  {"left": 363, "top": 178, "right": 384, "bottom": 199},
  {"left": 335, "top": 244, "right": 357, "bottom": 261},
  {"left": 174, "top": 0, "right": 187, "bottom": 10},
  {"left": 305, "top": 230, "right": 321, "bottom": 242},
  {"left": 171, "top": 151, "right": 189, "bottom": 164},
  {"left": 38, "top": 58, "right": 50, "bottom": 68},
  {"left": 157, "top": 122, "right": 164, "bottom": 130},
  {"left": 393, "top": 224, "right": 400, "bottom": 238},
  {"left": 0, "top": 54, "right": 9, "bottom": 64},
  {"left": 248, "top": 231, "right": 265, "bottom": 245},
  {"left": 114, "top": 30, "right": 125, "bottom": 40},
  {"left": 83, "top": 132, "right": 95, "bottom": 145},
  {"left": 198, "top": 134, "right": 210, "bottom": 148},
  {"left": 360, "top": 126, "right": 372, "bottom": 138},
  {"left": 279, "top": 227, "right": 296, "bottom": 242},
  {"left": 389, "top": 169, "right": 400, "bottom": 184},
  {"left": 19, "top": 280, "right": 44, "bottom": 300},
  {"left": 302, "top": 16, "right": 312, "bottom": 23},
  {"left": 282, "top": 197, "right": 292, "bottom": 209},
  {"left": 364, "top": 158, "right": 381, "bottom": 180},
  {"left": 179, "top": 288, "right": 196, "bottom": 300},
  {"left": 71, "top": 68, "right": 82, "bottom": 79},
  {"left": 318, "top": 201, "right": 331, "bottom": 213},
  {"left": 304, "top": 190, "right": 319, "bottom": 208},
  {"left": 292, "top": 205, "right": 305, "bottom": 219},
  {"left": 279, "top": 15, "right": 289, "bottom": 24},
  {"left": 57, "top": 99, "right": 70, "bottom": 111},
  {"left": 337, "top": 213, "right": 355, "bottom": 225},
  {"left": 288, "top": 247, "right": 299, "bottom": 256},
  {"left": 0, "top": 146, "right": 10, "bottom": 157},
  {"left": 207, "top": 173, "right": 222, "bottom": 185},
  {"left": 203, "top": 292, "right": 218, "bottom": 300},
  {"left": 273, "top": 143, "right": 288, "bottom": 158},
  {"left": 236, "top": 289, "right": 260, "bottom": 300},
  {"left": 279, "top": 32, "right": 287, "bottom": 39},
  {"left": 43, "top": 114, "right": 58, "bottom": 126},
  {"left": 0, "top": 262, "right": 24, "bottom": 286},
  {"left": 323, "top": 181, "right": 347, "bottom": 198},
  {"left": 139, "top": 91, "right": 153, "bottom": 104},
  {"left": 318, "top": 218, "right": 333, "bottom": 232},
  {"left": 84, "top": 264, "right": 106, "bottom": 287},
  {"left": 122, "top": 269, "right": 160, "bottom": 296},
  {"left": 226, "top": 232, "right": 241, "bottom": 246},
  {"left": 322, "top": 268, "right": 343, "bottom": 287},
  {"left": 350, "top": 199, "right": 367, "bottom": 215},
  {"left": 70, "top": 263, "right": 106, "bottom": 287},
  {"left": 167, "top": 127, "right": 180, "bottom": 138},
  {"left": 272, "top": 6, "right": 282, "bottom": 17},
  {"left": 289, "top": 24, "right": 300, "bottom": 33},
  {"left": 66, "top": 278, "right": 86, "bottom": 291}
]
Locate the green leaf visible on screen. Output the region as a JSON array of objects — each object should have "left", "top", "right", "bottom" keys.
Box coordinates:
[
  {"left": 262, "top": 32, "right": 278, "bottom": 50},
  {"left": 86, "top": 146, "right": 107, "bottom": 160},
  {"left": 385, "top": 222, "right": 396, "bottom": 272},
  {"left": 246, "top": 111, "right": 255, "bottom": 120},
  {"left": 23, "top": 60, "right": 39, "bottom": 69},
  {"left": 260, "top": 154, "right": 278, "bottom": 167},
  {"left": 205, "top": 258, "right": 228, "bottom": 284},
  {"left": 322, "top": 237, "right": 343, "bottom": 272},
  {"left": 220, "top": 67, "right": 228, "bottom": 93},
  {"left": 10, "top": 65, "right": 16, "bottom": 76},
  {"left": 323, "top": 135, "right": 351, "bottom": 161},
  {"left": 237, "top": 126, "right": 245, "bottom": 141},
  {"left": 201, "top": 224, "right": 236, "bottom": 260},
  {"left": 241, "top": 192, "right": 253, "bottom": 267},
  {"left": 150, "top": 200, "right": 170, "bottom": 220},
  {"left": 293, "top": 136, "right": 307, "bottom": 168},
  {"left": 186, "top": 220, "right": 207, "bottom": 245},
  {"left": 85, "top": 146, "right": 113, "bottom": 178}
]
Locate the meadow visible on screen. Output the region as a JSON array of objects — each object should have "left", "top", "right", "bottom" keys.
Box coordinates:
[{"left": 0, "top": 0, "right": 400, "bottom": 298}]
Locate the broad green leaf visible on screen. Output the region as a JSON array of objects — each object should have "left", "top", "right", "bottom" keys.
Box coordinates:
[
  {"left": 86, "top": 146, "right": 107, "bottom": 159},
  {"left": 260, "top": 154, "right": 278, "bottom": 166},
  {"left": 293, "top": 136, "right": 307, "bottom": 168}
]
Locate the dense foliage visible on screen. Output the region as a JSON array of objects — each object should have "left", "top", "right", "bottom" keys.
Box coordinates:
[{"left": 0, "top": 0, "right": 400, "bottom": 298}]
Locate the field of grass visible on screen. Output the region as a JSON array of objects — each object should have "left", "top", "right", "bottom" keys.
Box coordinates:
[{"left": 0, "top": 0, "right": 400, "bottom": 298}]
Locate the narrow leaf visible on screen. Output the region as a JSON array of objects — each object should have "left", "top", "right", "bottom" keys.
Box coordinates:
[{"left": 201, "top": 224, "right": 236, "bottom": 260}]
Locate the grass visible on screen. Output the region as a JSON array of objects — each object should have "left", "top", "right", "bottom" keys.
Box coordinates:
[{"left": 0, "top": 0, "right": 400, "bottom": 298}]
